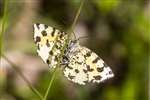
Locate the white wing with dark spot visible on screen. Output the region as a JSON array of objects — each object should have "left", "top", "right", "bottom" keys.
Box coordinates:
[
  {"left": 63, "top": 43, "right": 114, "bottom": 85},
  {"left": 63, "top": 50, "right": 88, "bottom": 85},
  {"left": 33, "top": 23, "right": 67, "bottom": 68}
]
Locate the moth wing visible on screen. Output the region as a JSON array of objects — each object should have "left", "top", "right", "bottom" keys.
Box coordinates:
[
  {"left": 63, "top": 50, "right": 88, "bottom": 85},
  {"left": 80, "top": 46, "right": 114, "bottom": 83},
  {"left": 33, "top": 23, "right": 67, "bottom": 68},
  {"left": 63, "top": 46, "right": 114, "bottom": 85}
]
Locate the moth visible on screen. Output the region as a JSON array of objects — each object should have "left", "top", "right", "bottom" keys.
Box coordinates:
[{"left": 33, "top": 23, "right": 114, "bottom": 85}]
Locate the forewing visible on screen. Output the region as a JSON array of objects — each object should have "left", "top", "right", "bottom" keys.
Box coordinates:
[{"left": 33, "top": 23, "right": 67, "bottom": 68}]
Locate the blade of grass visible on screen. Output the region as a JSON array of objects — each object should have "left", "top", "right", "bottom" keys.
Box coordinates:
[
  {"left": 2, "top": 54, "right": 44, "bottom": 100},
  {"left": 43, "top": 0, "right": 85, "bottom": 100},
  {"left": 0, "top": 0, "right": 8, "bottom": 57}
]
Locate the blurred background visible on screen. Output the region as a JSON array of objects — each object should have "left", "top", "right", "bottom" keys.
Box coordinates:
[{"left": 0, "top": 0, "right": 149, "bottom": 100}]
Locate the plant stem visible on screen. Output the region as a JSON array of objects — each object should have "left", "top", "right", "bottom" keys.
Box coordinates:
[
  {"left": 43, "top": 0, "right": 85, "bottom": 100},
  {"left": 43, "top": 68, "right": 57, "bottom": 100},
  {"left": 0, "top": 0, "right": 8, "bottom": 57},
  {"left": 70, "top": 0, "right": 85, "bottom": 38},
  {"left": 2, "top": 54, "right": 44, "bottom": 100}
]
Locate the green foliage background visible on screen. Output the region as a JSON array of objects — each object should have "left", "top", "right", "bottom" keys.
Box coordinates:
[{"left": 0, "top": 0, "right": 149, "bottom": 100}]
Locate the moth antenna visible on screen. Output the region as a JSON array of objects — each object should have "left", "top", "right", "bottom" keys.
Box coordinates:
[{"left": 77, "top": 36, "right": 89, "bottom": 40}]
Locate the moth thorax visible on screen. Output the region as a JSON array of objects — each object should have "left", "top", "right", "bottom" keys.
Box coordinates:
[{"left": 68, "top": 40, "right": 80, "bottom": 51}]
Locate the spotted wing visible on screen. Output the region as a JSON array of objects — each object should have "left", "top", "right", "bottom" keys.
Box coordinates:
[
  {"left": 80, "top": 47, "right": 114, "bottom": 83},
  {"left": 63, "top": 48, "right": 88, "bottom": 85},
  {"left": 63, "top": 46, "right": 114, "bottom": 85},
  {"left": 33, "top": 23, "right": 67, "bottom": 68}
]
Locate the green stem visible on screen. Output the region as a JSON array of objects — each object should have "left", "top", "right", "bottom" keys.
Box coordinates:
[
  {"left": 1, "top": 1, "right": 44, "bottom": 99},
  {"left": 0, "top": 0, "right": 8, "bottom": 56},
  {"left": 43, "top": 68, "right": 57, "bottom": 100},
  {"left": 2, "top": 54, "right": 44, "bottom": 100},
  {"left": 43, "top": 0, "right": 85, "bottom": 100},
  {"left": 70, "top": 0, "right": 85, "bottom": 38}
]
